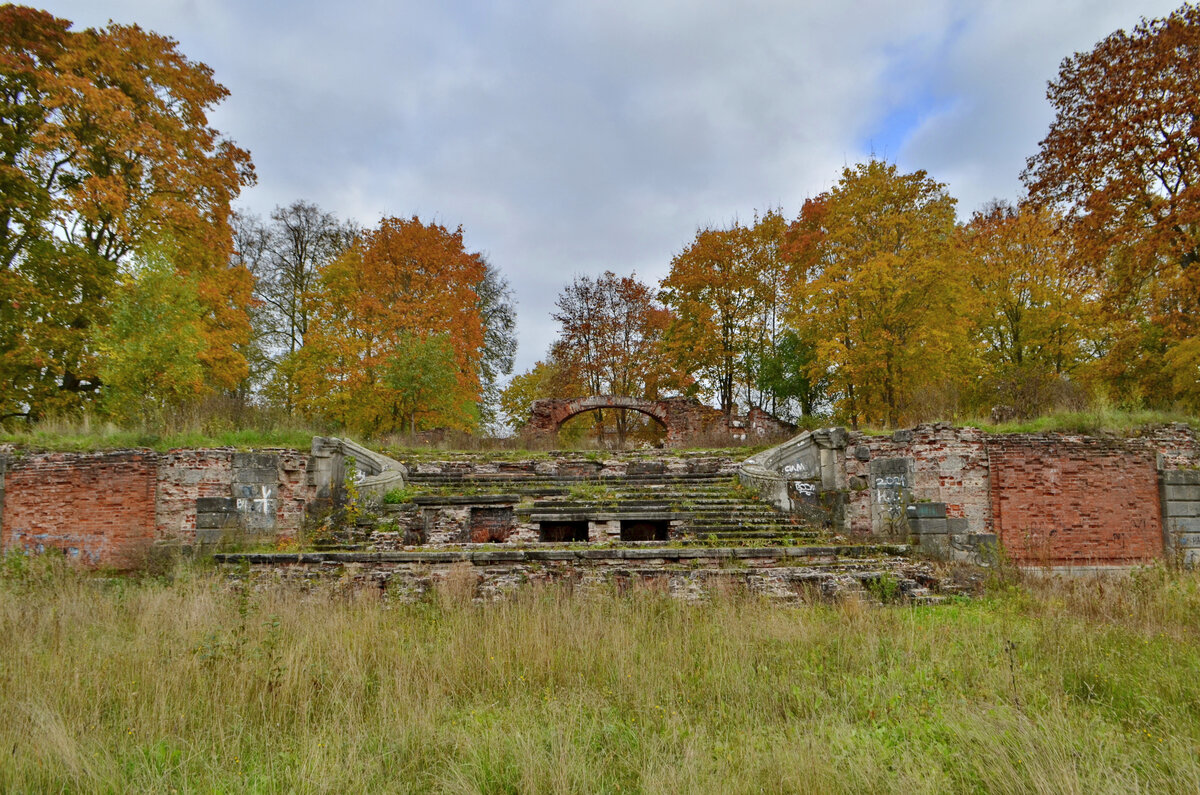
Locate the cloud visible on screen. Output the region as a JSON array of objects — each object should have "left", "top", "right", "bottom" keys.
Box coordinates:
[{"left": 34, "top": 0, "right": 1188, "bottom": 374}]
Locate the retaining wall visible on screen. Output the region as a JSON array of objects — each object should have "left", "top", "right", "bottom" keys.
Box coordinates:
[
  {"left": 744, "top": 423, "right": 1200, "bottom": 567},
  {"left": 213, "top": 544, "right": 929, "bottom": 603},
  {"left": 1, "top": 447, "right": 316, "bottom": 566},
  {"left": 1, "top": 450, "right": 157, "bottom": 566}
]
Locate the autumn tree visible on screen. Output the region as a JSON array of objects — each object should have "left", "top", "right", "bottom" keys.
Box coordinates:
[
  {"left": 385, "top": 332, "right": 472, "bottom": 435},
  {"left": 788, "top": 159, "right": 963, "bottom": 428},
  {"left": 959, "top": 202, "right": 1098, "bottom": 416},
  {"left": 475, "top": 261, "right": 518, "bottom": 432},
  {"left": 549, "top": 271, "right": 677, "bottom": 444},
  {"left": 0, "top": 6, "right": 254, "bottom": 420},
  {"left": 232, "top": 202, "right": 357, "bottom": 406},
  {"left": 96, "top": 248, "right": 206, "bottom": 426},
  {"left": 1023, "top": 3, "right": 1200, "bottom": 409},
  {"left": 660, "top": 212, "right": 788, "bottom": 419},
  {"left": 499, "top": 359, "right": 580, "bottom": 431},
  {"left": 289, "top": 216, "right": 487, "bottom": 437}
]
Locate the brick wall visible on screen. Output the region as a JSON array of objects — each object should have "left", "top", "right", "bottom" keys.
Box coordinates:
[
  {"left": 2, "top": 451, "right": 157, "bottom": 567},
  {"left": 157, "top": 449, "right": 234, "bottom": 544},
  {"left": 843, "top": 424, "right": 991, "bottom": 537},
  {"left": 989, "top": 436, "right": 1163, "bottom": 566},
  {"left": 156, "top": 449, "right": 315, "bottom": 545}
]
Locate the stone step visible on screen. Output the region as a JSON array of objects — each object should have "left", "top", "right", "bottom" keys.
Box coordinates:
[
  {"left": 216, "top": 543, "right": 912, "bottom": 566},
  {"left": 404, "top": 471, "right": 735, "bottom": 482},
  {"left": 688, "top": 531, "right": 827, "bottom": 541}
]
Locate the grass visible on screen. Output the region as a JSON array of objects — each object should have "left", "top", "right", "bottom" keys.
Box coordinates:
[
  {"left": 1, "top": 555, "right": 1199, "bottom": 792},
  {"left": 977, "top": 407, "right": 1199, "bottom": 435},
  {"left": 8, "top": 410, "right": 1194, "bottom": 456},
  {"left": 0, "top": 419, "right": 325, "bottom": 453}
]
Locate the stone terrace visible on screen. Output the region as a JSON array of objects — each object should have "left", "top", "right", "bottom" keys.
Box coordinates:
[{"left": 217, "top": 450, "right": 952, "bottom": 603}]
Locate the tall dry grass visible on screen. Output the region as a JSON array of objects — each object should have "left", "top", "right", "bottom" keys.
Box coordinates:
[{"left": 0, "top": 554, "right": 1198, "bottom": 792}]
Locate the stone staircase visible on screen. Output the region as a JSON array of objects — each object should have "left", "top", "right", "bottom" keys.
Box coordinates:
[
  {"left": 214, "top": 452, "right": 955, "bottom": 603},
  {"left": 399, "top": 469, "right": 826, "bottom": 545}
]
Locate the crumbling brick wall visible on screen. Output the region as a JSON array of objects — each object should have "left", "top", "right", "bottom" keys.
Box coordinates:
[
  {"left": 1, "top": 450, "right": 157, "bottom": 567},
  {"left": 157, "top": 449, "right": 234, "bottom": 544},
  {"left": 157, "top": 449, "right": 315, "bottom": 545},
  {"left": 842, "top": 424, "right": 991, "bottom": 537},
  {"left": 988, "top": 435, "right": 1163, "bottom": 566}
]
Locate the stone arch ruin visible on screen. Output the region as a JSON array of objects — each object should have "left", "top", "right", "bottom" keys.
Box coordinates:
[{"left": 527, "top": 395, "right": 725, "bottom": 447}]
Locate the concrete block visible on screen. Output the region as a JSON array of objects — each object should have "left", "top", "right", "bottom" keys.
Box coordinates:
[
  {"left": 242, "top": 512, "right": 276, "bottom": 531},
  {"left": 1162, "top": 485, "right": 1200, "bottom": 502},
  {"left": 233, "top": 468, "right": 278, "bottom": 485},
  {"left": 235, "top": 484, "right": 278, "bottom": 501},
  {"left": 949, "top": 533, "right": 999, "bottom": 565},
  {"left": 947, "top": 518, "right": 969, "bottom": 534},
  {"left": 233, "top": 452, "right": 278, "bottom": 470},
  {"left": 195, "top": 528, "right": 225, "bottom": 545},
  {"left": 196, "top": 496, "right": 236, "bottom": 513},
  {"left": 1162, "top": 469, "right": 1200, "bottom": 486},
  {"left": 907, "top": 502, "right": 947, "bottom": 519},
  {"left": 919, "top": 533, "right": 949, "bottom": 557},
  {"left": 196, "top": 512, "right": 238, "bottom": 530},
  {"left": 1169, "top": 533, "right": 1200, "bottom": 549},
  {"left": 1166, "top": 517, "right": 1200, "bottom": 535},
  {"left": 1164, "top": 502, "right": 1200, "bottom": 518},
  {"left": 911, "top": 517, "right": 948, "bottom": 535}
]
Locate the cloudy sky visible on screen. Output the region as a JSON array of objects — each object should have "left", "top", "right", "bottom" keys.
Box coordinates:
[{"left": 35, "top": 0, "right": 1185, "bottom": 376}]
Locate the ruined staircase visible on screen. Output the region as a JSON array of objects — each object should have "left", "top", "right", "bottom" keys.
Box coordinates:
[
  {"left": 217, "top": 451, "right": 948, "bottom": 603},
  {"left": 399, "top": 468, "right": 828, "bottom": 544}
]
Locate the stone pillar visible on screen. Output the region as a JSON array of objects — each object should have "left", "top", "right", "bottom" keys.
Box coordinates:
[
  {"left": 1161, "top": 469, "right": 1200, "bottom": 567},
  {"left": 906, "top": 502, "right": 948, "bottom": 556},
  {"left": 869, "top": 457, "right": 914, "bottom": 535}
]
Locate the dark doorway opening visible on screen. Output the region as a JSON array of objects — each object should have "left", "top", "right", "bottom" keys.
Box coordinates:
[
  {"left": 539, "top": 520, "right": 589, "bottom": 543},
  {"left": 469, "top": 507, "right": 514, "bottom": 542},
  {"left": 620, "top": 519, "right": 669, "bottom": 542}
]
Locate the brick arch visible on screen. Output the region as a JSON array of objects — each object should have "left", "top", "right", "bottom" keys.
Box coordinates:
[{"left": 527, "top": 395, "right": 720, "bottom": 447}]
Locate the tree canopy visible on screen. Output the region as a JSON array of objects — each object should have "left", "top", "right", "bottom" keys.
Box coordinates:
[
  {"left": 0, "top": 5, "right": 254, "bottom": 421},
  {"left": 287, "top": 216, "right": 488, "bottom": 437},
  {"left": 1024, "top": 3, "right": 1200, "bottom": 409}
]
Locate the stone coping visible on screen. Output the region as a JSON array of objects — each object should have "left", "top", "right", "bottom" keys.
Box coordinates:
[
  {"left": 213, "top": 544, "right": 910, "bottom": 566},
  {"left": 409, "top": 494, "right": 522, "bottom": 506},
  {"left": 525, "top": 512, "right": 683, "bottom": 522}
]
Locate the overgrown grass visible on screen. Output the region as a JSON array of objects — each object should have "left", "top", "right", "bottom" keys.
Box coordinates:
[
  {"left": 0, "top": 417, "right": 326, "bottom": 453},
  {"left": 4, "top": 406, "right": 1197, "bottom": 454},
  {"left": 1, "top": 555, "right": 1198, "bottom": 792},
  {"left": 976, "top": 407, "right": 1199, "bottom": 435}
]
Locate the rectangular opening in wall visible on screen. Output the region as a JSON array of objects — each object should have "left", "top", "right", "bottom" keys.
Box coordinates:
[
  {"left": 620, "top": 519, "right": 669, "bottom": 542},
  {"left": 538, "top": 520, "right": 588, "bottom": 543},
  {"left": 469, "top": 507, "right": 514, "bottom": 543}
]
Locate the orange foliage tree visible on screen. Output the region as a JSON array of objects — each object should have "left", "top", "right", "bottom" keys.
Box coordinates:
[
  {"left": 787, "top": 160, "right": 964, "bottom": 428},
  {"left": 958, "top": 202, "right": 1100, "bottom": 416},
  {"left": 659, "top": 211, "right": 788, "bottom": 418},
  {"left": 548, "top": 271, "right": 678, "bottom": 444},
  {"left": 1023, "top": 4, "right": 1200, "bottom": 409},
  {"left": 288, "top": 216, "right": 487, "bottom": 437},
  {"left": 0, "top": 6, "right": 254, "bottom": 420}
]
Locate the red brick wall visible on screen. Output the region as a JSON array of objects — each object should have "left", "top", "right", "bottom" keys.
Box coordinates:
[
  {"left": 989, "top": 436, "right": 1163, "bottom": 565},
  {"left": 2, "top": 451, "right": 157, "bottom": 567}
]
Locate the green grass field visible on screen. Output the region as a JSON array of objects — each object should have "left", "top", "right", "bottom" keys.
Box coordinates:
[{"left": 1, "top": 556, "right": 1198, "bottom": 793}]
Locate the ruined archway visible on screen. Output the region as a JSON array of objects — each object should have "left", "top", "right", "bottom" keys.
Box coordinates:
[{"left": 527, "top": 396, "right": 723, "bottom": 447}]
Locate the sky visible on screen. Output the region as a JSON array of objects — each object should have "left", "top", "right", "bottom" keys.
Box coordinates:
[{"left": 34, "top": 0, "right": 1187, "bottom": 377}]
